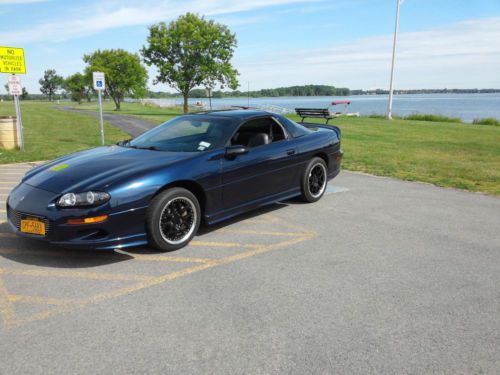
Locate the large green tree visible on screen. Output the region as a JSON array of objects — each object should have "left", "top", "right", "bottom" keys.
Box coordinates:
[
  {"left": 39, "top": 69, "right": 63, "bottom": 101},
  {"left": 64, "top": 73, "right": 87, "bottom": 103},
  {"left": 142, "top": 13, "right": 239, "bottom": 113},
  {"left": 83, "top": 49, "right": 148, "bottom": 110}
]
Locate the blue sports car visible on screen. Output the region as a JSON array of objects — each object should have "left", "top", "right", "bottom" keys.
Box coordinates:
[{"left": 7, "top": 110, "right": 342, "bottom": 251}]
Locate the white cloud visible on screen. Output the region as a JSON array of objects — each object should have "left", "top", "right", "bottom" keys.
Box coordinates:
[
  {"left": 234, "top": 17, "right": 500, "bottom": 89},
  {"left": 0, "top": 0, "right": 314, "bottom": 44}
]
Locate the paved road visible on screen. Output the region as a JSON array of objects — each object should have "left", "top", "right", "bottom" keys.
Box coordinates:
[
  {"left": 59, "top": 107, "right": 158, "bottom": 137},
  {"left": 1, "top": 164, "right": 499, "bottom": 374}
]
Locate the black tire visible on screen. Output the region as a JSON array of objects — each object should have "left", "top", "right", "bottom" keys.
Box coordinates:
[
  {"left": 300, "top": 157, "right": 328, "bottom": 203},
  {"left": 146, "top": 187, "right": 201, "bottom": 251}
]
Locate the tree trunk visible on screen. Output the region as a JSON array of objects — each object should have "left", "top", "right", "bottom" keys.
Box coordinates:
[
  {"left": 111, "top": 94, "right": 120, "bottom": 110},
  {"left": 183, "top": 94, "right": 188, "bottom": 114}
]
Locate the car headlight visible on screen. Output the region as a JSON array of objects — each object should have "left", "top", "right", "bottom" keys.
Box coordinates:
[{"left": 56, "top": 191, "right": 110, "bottom": 208}]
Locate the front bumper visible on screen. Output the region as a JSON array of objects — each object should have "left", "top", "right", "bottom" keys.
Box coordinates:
[{"left": 6, "top": 183, "right": 149, "bottom": 250}]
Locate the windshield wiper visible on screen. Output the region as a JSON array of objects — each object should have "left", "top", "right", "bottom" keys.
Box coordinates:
[
  {"left": 116, "top": 139, "right": 132, "bottom": 147},
  {"left": 129, "top": 145, "right": 161, "bottom": 151}
]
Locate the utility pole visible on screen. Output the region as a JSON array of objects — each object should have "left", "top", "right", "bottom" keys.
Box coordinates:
[{"left": 387, "top": 0, "right": 403, "bottom": 120}]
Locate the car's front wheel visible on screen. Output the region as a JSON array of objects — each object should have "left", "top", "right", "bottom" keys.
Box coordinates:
[
  {"left": 300, "top": 157, "right": 328, "bottom": 203},
  {"left": 146, "top": 187, "right": 201, "bottom": 251}
]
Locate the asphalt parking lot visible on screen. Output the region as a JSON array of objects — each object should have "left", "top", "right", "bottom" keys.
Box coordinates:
[{"left": 1, "top": 163, "right": 499, "bottom": 374}]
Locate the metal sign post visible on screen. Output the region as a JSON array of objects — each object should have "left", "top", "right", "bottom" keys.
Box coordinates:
[
  {"left": 92, "top": 72, "right": 105, "bottom": 145},
  {"left": 8, "top": 74, "right": 24, "bottom": 151},
  {"left": 2, "top": 46, "right": 27, "bottom": 151}
]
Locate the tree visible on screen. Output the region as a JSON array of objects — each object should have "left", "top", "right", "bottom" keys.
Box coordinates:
[
  {"left": 83, "top": 49, "right": 148, "bottom": 110},
  {"left": 21, "top": 87, "right": 28, "bottom": 100},
  {"left": 39, "top": 69, "right": 63, "bottom": 101},
  {"left": 64, "top": 73, "right": 87, "bottom": 103},
  {"left": 142, "top": 13, "right": 239, "bottom": 113}
]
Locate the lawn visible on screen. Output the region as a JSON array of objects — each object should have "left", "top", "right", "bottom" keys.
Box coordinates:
[
  {"left": 1, "top": 101, "right": 500, "bottom": 195},
  {"left": 0, "top": 101, "right": 128, "bottom": 164}
]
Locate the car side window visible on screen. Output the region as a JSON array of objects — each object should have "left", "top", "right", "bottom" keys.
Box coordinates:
[{"left": 231, "top": 117, "right": 287, "bottom": 148}]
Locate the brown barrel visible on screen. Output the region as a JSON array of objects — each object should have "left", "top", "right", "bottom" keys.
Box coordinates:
[{"left": 0, "top": 116, "right": 19, "bottom": 150}]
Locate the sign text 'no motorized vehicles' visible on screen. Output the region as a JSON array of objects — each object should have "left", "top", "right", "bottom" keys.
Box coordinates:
[{"left": 0, "top": 46, "right": 26, "bottom": 74}]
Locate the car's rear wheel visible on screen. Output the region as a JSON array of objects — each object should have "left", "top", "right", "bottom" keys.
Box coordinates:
[
  {"left": 301, "top": 157, "right": 328, "bottom": 203},
  {"left": 146, "top": 187, "right": 201, "bottom": 251}
]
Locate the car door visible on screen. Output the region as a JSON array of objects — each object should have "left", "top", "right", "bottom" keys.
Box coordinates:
[{"left": 221, "top": 116, "right": 298, "bottom": 210}]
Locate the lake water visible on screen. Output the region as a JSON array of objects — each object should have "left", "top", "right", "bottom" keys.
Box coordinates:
[{"left": 157, "top": 93, "right": 500, "bottom": 122}]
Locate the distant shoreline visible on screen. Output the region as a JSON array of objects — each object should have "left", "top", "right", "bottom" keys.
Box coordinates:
[
  {"left": 152, "top": 91, "right": 500, "bottom": 100},
  {"left": 146, "top": 85, "right": 500, "bottom": 100},
  {"left": 215, "top": 92, "right": 500, "bottom": 98}
]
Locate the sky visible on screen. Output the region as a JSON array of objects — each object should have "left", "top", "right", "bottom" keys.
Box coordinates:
[{"left": 1, "top": 0, "right": 500, "bottom": 94}]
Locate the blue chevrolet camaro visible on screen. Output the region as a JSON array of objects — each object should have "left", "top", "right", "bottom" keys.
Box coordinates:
[{"left": 7, "top": 110, "right": 342, "bottom": 251}]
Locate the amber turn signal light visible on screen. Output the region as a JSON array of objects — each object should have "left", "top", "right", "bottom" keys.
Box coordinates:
[{"left": 67, "top": 215, "right": 108, "bottom": 225}]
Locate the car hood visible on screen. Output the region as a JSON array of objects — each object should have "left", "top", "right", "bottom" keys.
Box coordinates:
[{"left": 23, "top": 145, "right": 196, "bottom": 194}]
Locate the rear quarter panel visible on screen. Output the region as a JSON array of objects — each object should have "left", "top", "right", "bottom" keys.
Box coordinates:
[{"left": 296, "top": 125, "right": 342, "bottom": 178}]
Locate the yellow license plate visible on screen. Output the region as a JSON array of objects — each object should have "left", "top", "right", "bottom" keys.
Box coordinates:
[{"left": 20, "top": 219, "right": 46, "bottom": 236}]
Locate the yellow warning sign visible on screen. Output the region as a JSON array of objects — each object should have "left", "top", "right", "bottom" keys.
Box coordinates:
[{"left": 0, "top": 46, "right": 26, "bottom": 74}]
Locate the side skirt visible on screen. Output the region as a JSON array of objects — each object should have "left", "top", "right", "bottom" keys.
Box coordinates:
[{"left": 204, "top": 187, "right": 301, "bottom": 225}]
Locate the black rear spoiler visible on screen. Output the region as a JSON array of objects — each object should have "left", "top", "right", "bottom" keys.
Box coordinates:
[{"left": 302, "top": 122, "right": 341, "bottom": 139}]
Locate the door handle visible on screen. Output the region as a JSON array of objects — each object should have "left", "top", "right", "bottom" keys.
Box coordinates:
[{"left": 287, "top": 149, "right": 296, "bottom": 155}]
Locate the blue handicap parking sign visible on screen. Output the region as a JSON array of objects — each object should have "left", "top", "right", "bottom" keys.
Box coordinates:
[{"left": 96, "top": 80, "right": 103, "bottom": 88}]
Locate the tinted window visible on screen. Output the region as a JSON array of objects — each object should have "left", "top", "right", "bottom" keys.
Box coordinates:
[
  {"left": 128, "top": 115, "right": 237, "bottom": 152},
  {"left": 278, "top": 116, "right": 311, "bottom": 138},
  {"left": 231, "top": 117, "right": 286, "bottom": 147}
]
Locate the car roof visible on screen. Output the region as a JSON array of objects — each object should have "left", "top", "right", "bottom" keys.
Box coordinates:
[{"left": 194, "top": 109, "right": 272, "bottom": 121}]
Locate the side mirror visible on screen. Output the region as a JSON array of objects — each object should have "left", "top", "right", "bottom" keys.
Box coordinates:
[{"left": 225, "top": 145, "right": 249, "bottom": 160}]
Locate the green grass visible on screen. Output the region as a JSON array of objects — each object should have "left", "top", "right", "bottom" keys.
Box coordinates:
[
  {"left": 0, "top": 101, "right": 128, "bottom": 164},
  {"left": 2, "top": 101, "right": 500, "bottom": 195},
  {"left": 473, "top": 117, "right": 500, "bottom": 126}
]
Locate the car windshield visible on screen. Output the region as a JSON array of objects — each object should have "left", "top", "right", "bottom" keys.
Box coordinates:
[{"left": 126, "top": 115, "right": 237, "bottom": 152}]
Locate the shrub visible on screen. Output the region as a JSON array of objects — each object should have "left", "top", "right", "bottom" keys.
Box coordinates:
[
  {"left": 472, "top": 117, "right": 500, "bottom": 126},
  {"left": 405, "top": 114, "right": 462, "bottom": 123},
  {"left": 366, "top": 114, "right": 402, "bottom": 119},
  {"left": 367, "top": 114, "right": 386, "bottom": 119}
]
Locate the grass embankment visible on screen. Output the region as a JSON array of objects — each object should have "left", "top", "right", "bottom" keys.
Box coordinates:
[
  {"left": 0, "top": 101, "right": 128, "bottom": 164},
  {"left": 1, "top": 101, "right": 499, "bottom": 195}
]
